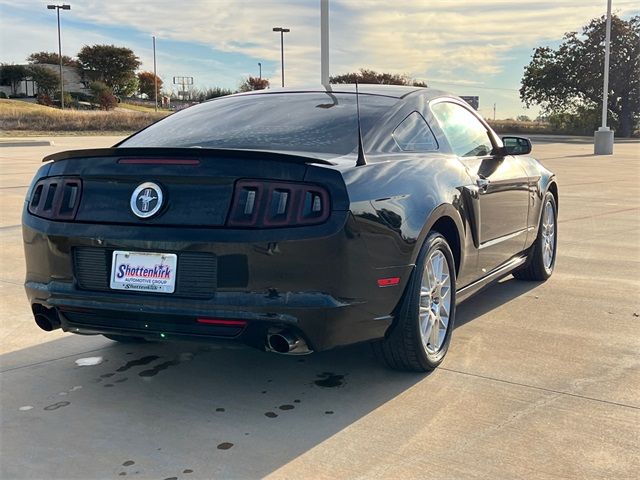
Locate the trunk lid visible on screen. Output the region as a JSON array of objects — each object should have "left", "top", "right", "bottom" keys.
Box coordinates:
[{"left": 41, "top": 147, "right": 345, "bottom": 227}]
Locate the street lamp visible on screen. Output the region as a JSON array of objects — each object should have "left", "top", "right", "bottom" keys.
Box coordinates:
[
  {"left": 594, "top": 0, "right": 614, "bottom": 155},
  {"left": 272, "top": 27, "right": 290, "bottom": 87},
  {"left": 47, "top": 4, "right": 71, "bottom": 109},
  {"left": 258, "top": 62, "right": 262, "bottom": 79}
]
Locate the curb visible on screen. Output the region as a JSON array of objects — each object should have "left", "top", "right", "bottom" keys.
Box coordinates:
[{"left": 0, "top": 140, "right": 55, "bottom": 147}]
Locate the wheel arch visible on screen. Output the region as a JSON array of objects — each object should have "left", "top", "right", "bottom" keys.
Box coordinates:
[
  {"left": 418, "top": 204, "right": 465, "bottom": 278},
  {"left": 547, "top": 180, "right": 559, "bottom": 211}
]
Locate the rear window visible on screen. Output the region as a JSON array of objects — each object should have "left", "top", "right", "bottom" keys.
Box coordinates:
[{"left": 120, "top": 92, "right": 398, "bottom": 157}]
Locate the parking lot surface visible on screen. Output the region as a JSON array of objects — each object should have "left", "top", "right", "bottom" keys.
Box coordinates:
[{"left": 1, "top": 136, "right": 639, "bottom": 479}]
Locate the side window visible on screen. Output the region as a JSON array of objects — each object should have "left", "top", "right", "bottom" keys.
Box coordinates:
[
  {"left": 431, "top": 102, "right": 493, "bottom": 157},
  {"left": 392, "top": 112, "right": 438, "bottom": 152}
]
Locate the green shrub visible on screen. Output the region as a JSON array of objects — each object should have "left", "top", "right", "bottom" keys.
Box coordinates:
[
  {"left": 36, "top": 93, "right": 53, "bottom": 106},
  {"left": 89, "top": 81, "right": 117, "bottom": 110}
]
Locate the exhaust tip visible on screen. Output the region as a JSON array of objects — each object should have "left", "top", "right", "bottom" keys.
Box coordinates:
[
  {"left": 34, "top": 314, "right": 54, "bottom": 331},
  {"left": 32, "top": 306, "right": 61, "bottom": 332},
  {"left": 268, "top": 333, "right": 293, "bottom": 353},
  {"left": 267, "top": 329, "right": 312, "bottom": 355}
]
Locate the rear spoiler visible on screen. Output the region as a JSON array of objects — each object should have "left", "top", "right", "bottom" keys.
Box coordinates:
[{"left": 42, "top": 147, "right": 335, "bottom": 166}]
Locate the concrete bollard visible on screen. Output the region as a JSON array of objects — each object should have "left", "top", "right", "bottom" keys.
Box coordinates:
[{"left": 594, "top": 127, "right": 614, "bottom": 155}]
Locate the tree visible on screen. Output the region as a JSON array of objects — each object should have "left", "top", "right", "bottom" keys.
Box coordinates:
[
  {"left": 238, "top": 76, "right": 269, "bottom": 92},
  {"left": 330, "top": 68, "right": 427, "bottom": 87},
  {"left": 192, "top": 86, "right": 234, "bottom": 102},
  {"left": 27, "top": 51, "right": 77, "bottom": 67},
  {"left": 28, "top": 66, "right": 59, "bottom": 96},
  {"left": 520, "top": 15, "right": 639, "bottom": 137},
  {"left": 89, "top": 81, "right": 117, "bottom": 110},
  {"left": 137, "top": 71, "right": 163, "bottom": 100},
  {"left": 0, "top": 64, "right": 28, "bottom": 95},
  {"left": 77, "top": 44, "right": 141, "bottom": 96},
  {"left": 516, "top": 115, "right": 531, "bottom": 122}
]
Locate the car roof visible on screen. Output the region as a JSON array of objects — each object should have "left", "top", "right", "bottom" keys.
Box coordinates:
[{"left": 235, "top": 84, "right": 451, "bottom": 100}]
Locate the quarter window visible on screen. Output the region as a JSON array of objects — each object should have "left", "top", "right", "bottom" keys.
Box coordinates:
[
  {"left": 392, "top": 112, "right": 438, "bottom": 152},
  {"left": 431, "top": 102, "right": 493, "bottom": 157}
]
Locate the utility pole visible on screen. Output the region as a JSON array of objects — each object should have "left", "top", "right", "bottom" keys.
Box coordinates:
[
  {"left": 320, "top": 0, "right": 329, "bottom": 86},
  {"left": 493, "top": 103, "right": 496, "bottom": 121},
  {"left": 153, "top": 36, "right": 158, "bottom": 111},
  {"left": 273, "top": 27, "right": 290, "bottom": 87},
  {"left": 47, "top": 4, "right": 71, "bottom": 109},
  {"left": 595, "top": 0, "right": 614, "bottom": 155}
]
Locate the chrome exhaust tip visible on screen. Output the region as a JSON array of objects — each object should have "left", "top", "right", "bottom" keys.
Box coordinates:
[{"left": 267, "top": 329, "right": 312, "bottom": 355}]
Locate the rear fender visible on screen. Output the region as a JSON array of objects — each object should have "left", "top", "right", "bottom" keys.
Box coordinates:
[{"left": 416, "top": 203, "right": 467, "bottom": 277}]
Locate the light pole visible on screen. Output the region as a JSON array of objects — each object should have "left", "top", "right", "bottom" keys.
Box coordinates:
[
  {"left": 47, "top": 4, "right": 71, "bottom": 109},
  {"left": 594, "top": 0, "right": 614, "bottom": 155},
  {"left": 258, "top": 62, "right": 262, "bottom": 79},
  {"left": 321, "top": 0, "right": 329, "bottom": 86},
  {"left": 153, "top": 36, "right": 158, "bottom": 111},
  {"left": 272, "top": 27, "right": 290, "bottom": 87}
]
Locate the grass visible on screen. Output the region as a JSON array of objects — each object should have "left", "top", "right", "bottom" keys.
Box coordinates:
[
  {"left": 0, "top": 99, "right": 169, "bottom": 134},
  {"left": 488, "top": 119, "right": 555, "bottom": 135},
  {"left": 118, "top": 102, "right": 170, "bottom": 113}
]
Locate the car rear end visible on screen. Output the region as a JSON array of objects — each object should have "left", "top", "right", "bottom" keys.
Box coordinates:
[{"left": 23, "top": 147, "right": 401, "bottom": 352}]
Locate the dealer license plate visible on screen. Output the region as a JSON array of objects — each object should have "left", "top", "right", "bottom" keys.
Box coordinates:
[{"left": 110, "top": 251, "right": 177, "bottom": 294}]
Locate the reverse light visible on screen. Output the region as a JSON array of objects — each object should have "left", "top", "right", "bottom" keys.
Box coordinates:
[
  {"left": 28, "top": 177, "right": 82, "bottom": 220},
  {"left": 227, "top": 179, "right": 330, "bottom": 228}
]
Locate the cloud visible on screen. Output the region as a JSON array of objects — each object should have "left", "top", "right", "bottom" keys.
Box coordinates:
[
  {"left": 1, "top": 0, "right": 637, "bottom": 117},
  {"left": 334, "top": 0, "right": 639, "bottom": 80},
  {"left": 2, "top": 0, "right": 638, "bottom": 85}
]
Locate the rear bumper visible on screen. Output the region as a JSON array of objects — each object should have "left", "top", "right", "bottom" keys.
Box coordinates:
[
  {"left": 23, "top": 211, "right": 411, "bottom": 351},
  {"left": 26, "top": 280, "right": 391, "bottom": 350}
]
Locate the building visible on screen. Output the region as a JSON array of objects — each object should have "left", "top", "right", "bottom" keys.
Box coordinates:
[{"left": 0, "top": 64, "right": 89, "bottom": 97}]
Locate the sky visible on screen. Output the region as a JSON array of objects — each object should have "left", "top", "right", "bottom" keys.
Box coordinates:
[{"left": 1, "top": 0, "right": 638, "bottom": 119}]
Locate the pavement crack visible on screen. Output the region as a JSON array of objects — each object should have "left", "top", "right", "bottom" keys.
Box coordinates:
[
  {"left": 0, "top": 347, "right": 109, "bottom": 374},
  {"left": 558, "top": 207, "right": 639, "bottom": 224},
  {"left": 439, "top": 367, "right": 640, "bottom": 411}
]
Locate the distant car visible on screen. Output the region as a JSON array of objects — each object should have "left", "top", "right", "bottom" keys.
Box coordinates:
[{"left": 22, "top": 85, "right": 558, "bottom": 371}]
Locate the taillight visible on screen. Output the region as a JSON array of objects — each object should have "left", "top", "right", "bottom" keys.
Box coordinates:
[
  {"left": 28, "top": 177, "right": 82, "bottom": 220},
  {"left": 227, "top": 180, "right": 330, "bottom": 228}
]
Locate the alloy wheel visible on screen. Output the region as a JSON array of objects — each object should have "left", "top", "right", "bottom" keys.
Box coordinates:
[
  {"left": 419, "top": 249, "right": 452, "bottom": 354},
  {"left": 542, "top": 200, "right": 556, "bottom": 270}
]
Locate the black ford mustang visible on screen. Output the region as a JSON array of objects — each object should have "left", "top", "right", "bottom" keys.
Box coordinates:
[{"left": 22, "top": 85, "right": 558, "bottom": 371}]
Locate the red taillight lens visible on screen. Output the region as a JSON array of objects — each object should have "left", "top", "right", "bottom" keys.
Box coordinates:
[
  {"left": 28, "top": 177, "right": 82, "bottom": 220},
  {"left": 196, "top": 318, "right": 247, "bottom": 327},
  {"left": 227, "top": 180, "right": 330, "bottom": 228}
]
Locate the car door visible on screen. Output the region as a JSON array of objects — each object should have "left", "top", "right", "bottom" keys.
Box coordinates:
[{"left": 430, "top": 100, "right": 529, "bottom": 276}]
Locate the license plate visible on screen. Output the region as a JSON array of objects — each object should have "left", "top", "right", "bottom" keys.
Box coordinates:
[{"left": 110, "top": 251, "right": 177, "bottom": 294}]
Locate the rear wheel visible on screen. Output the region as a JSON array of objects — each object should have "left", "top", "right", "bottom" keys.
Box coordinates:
[
  {"left": 513, "top": 192, "right": 557, "bottom": 281},
  {"left": 103, "top": 334, "right": 150, "bottom": 343},
  {"left": 373, "top": 232, "right": 456, "bottom": 372}
]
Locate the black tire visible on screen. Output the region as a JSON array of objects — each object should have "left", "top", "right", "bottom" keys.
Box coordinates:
[
  {"left": 513, "top": 192, "right": 557, "bottom": 281},
  {"left": 103, "top": 334, "right": 150, "bottom": 343},
  {"left": 372, "top": 232, "right": 457, "bottom": 372}
]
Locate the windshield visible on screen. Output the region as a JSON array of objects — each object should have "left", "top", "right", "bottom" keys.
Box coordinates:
[{"left": 119, "top": 92, "right": 397, "bottom": 157}]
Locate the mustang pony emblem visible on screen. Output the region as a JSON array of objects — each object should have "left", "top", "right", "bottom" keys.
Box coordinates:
[
  {"left": 130, "top": 182, "right": 163, "bottom": 218},
  {"left": 138, "top": 189, "right": 157, "bottom": 212}
]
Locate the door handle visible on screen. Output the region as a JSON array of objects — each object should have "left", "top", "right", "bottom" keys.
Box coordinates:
[{"left": 476, "top": 177, "right": 490, "bottom": 192}]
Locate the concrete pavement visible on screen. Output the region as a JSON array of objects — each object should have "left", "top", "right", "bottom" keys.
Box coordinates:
[{"left": 1, "top": 137, "right": 638, "bottom": 479}]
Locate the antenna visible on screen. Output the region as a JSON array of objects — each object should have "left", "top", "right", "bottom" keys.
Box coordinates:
[{"left": 355, "top": 81, "right": 367, "bottom": 166}]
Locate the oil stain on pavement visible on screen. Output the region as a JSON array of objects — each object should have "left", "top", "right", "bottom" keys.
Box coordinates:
[{"left": 314, "top": 372, "right": 345, "bottom": 388}]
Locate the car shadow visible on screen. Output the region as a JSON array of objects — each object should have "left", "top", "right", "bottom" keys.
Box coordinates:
[
  {"left": 1, "top": 276, "right": 540, "bottom": 479},
  {"left": 1, "top": 334, "right": 426, "bottom": 479},
  {"left": 455, "top": 276, "right": 542, "bottom": 329}
]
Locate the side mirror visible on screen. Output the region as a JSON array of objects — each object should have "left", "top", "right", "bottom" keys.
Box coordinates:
[{"left": 502, "top": 136, "right": 532, "bottom": 155}]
